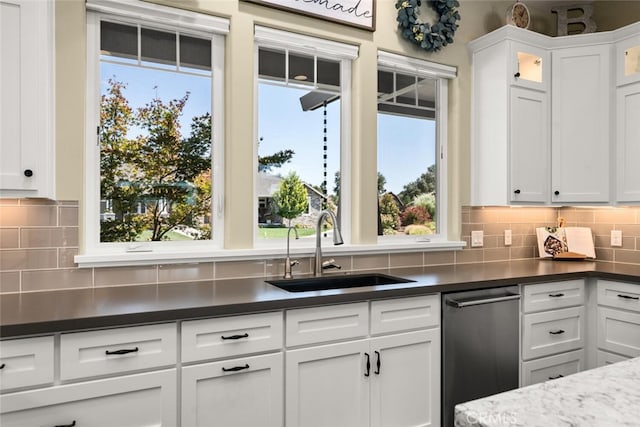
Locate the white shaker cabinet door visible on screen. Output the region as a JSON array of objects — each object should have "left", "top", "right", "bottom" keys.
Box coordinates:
[
  {"left": 369, "top": 329, "right": 440, "bottom": 427},
  {"left": 285, "top": 340, "right": 370, "bottom": 427},
  {"left": 616, "top": 82, "right": 640, "bottom": 202},
  {"left": 551, "top": 45, "right": 611, "bottom": 203},
  {"left": 181, "top": 352, "right": 284, "bottom": 427},
  {"left": 0, "top": 369, "right": 177, "bottom": 427},
  {"left": 0, "top": 0, "right": 54, "bottom": 198},
  {"left": 509, "top": 87, "right": 550, "bottom": 203}
]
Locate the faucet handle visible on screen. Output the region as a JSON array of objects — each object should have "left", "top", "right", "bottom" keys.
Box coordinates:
[
  {"left": 321, "top": 258, "right": 341, "bottom": 270},
  {"left": 284, "top": 258, "right": 299, "bottom": 279}
]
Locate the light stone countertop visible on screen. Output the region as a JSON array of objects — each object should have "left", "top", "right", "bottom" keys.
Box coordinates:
[{"left": 454, "top": 356, "right": 640, "bottom": 427}]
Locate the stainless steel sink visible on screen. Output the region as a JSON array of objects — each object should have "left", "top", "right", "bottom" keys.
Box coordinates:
[{"left": 266, "top": 273, "right": 415, "bottom": 292}]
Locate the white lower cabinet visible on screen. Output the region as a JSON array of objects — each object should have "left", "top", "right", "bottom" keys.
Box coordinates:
[
  {"left": 285, "top": 330, "right": 440, "bottom": 427},
  {"left": 522, "top": 306, "right": 585, "bottom": 360},
  {"left": 596, "top": 280, "right": 640, "bottom": 363},
  {"left": 596, "top": 350, "right": 630, "bottom": 367},
  {"left": 0, "top": 335, "right": 54, "bottom": 392},
  {"left": 0, "top": 369, "right": 177, "bottom": 427},
  {"left": 286, "top": 339, "right": 370, "bottom": 427},
  {"left": 285, "top": 296, "right": 441, "bottom": 427},
  {"left": 520, "top": 281, "right": 587, "bottom": 385},
  {"left": 369, "top": 330, "right": 440, "bottom": 427},
  {"left": 182, "top": 352, "right": 283, "bottom": 427},
  {"left": 521, "top": 349, "right": 584, "bottom": 386}
]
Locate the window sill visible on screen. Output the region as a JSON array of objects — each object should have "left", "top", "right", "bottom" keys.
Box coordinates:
[{"left": 75, "top": 240, "right": 466, "bottom": 268}]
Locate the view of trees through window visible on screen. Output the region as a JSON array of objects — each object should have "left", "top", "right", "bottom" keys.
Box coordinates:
[
  {"left": 257, "top": 47, "right": 342, "bottom": 240},
  {"left": 98, "top": 21, "right": 213, "bottom": 243},
  {"left": 377, "top": 70, "right": 438, "bottom": 237}
]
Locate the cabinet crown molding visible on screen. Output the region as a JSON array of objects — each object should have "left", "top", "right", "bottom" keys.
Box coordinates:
[{"left": 469, "top": 21, "right": 640, "bottom": 53}]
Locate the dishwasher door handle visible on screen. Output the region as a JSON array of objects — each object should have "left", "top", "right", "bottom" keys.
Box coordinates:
[{"left": 447, "top": 294, "right": 521, "bottom": 308}]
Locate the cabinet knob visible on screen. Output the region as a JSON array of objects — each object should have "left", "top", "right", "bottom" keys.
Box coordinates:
[
  {"left": 514, "top": 72, "right": 521, "bottom": 78},
  {"left": 514, "top": 189, "right": 521, "bottom": 194},
  {"left": 24, "top": 169, "right": 33, "bottom": 177},
  {"left": 554, "top": 190, "right": 560, "bottom": 196}
]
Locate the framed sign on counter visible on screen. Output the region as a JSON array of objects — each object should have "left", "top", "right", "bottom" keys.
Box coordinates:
[{"left": 244, "top": 0, "right": 376, "bottom": 31}]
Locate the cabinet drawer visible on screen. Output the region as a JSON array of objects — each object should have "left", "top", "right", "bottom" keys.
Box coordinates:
[
  {"left": 0, "top": 369, "right": 176, "bottom": 426},
  {"left": 286, "top": 302, "right": 368, "bottom": 347},
  {"left": 597, "top": 280, "right": 640, "bottom": 312},
  {"left": 597, "top": 307, "right": 640, "bottom": 358},
  {"left": 370, "top": 294, "right": 439, "bottom": 335},
  {"left": 182, "top": 311, "right": 283, "bottom": 363},
  {"left": 60, "top": 323, "right": 176, "bottom": 381},
  {"left": 521, "top": 349, "right": 584, "bottom": 386},
  {"left": 596, "top": 350, "right": 630, "bottom": 367},
  {"left": 522, "top": 306, "right": 585, "bottom": 360},
  {"left": 522, "top": 280, "right": 585, "bottom": 313},
  {"left": 0, "top": 336, "right": 54, "bottom": 391}
]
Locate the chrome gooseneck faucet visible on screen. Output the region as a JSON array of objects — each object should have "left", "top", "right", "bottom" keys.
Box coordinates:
[
  {"left": 314, "top": 210, "right": 344, "bottom": 276},
  {"left": 284, "top": 226, "right": 299, "bottom": 279}
]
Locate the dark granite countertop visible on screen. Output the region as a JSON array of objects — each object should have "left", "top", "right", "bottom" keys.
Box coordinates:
[{"left": 2, "top": 260, "right": 639, "bottom": 338}]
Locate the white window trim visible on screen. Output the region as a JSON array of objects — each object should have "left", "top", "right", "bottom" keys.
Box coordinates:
[
  {"left": 254, "top": 26, "right": 359, "bottom": 60},
  {"left": 76, "top": 20, "right": 467, "bottom": 268},
  {"left": 253, "top": 26, "right": 357, "bottom": 249},
  {"left": 86, "top": 0, "right": 229, "bottom": 35},
  {"left": 377, "top": 50, "right": 457, "bottom": 79},
  {"left": 377, "top": 50, "right": 457, "bottom": 244},
  {"left": 78, "top": 0, "right": 228, "bottom": 267}
]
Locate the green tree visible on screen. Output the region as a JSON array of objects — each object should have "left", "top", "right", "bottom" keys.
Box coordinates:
[
  {"left": 258, "top": 137, "right": 294, "bottom": 172},
  {"left": 398, "top": 164, "right": 436, "bottom": 205},
  {"left": 99, "top": 79, "right": 212, "bottom": 242},
  {"left": 379, "top": 193, "right": 400, "bottom": 234},
  {"left": 272, "top": 172, "right": 309, "bottom": 227}
]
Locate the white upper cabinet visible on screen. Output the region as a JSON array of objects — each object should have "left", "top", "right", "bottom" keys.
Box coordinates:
[
  {"left": 551, "top": 44, "right": 611, "bottom": 204},
  {"left": 614, "top": 26, "right": 640, "bottom": 203},
  {"left": 616, "top": 31, "right": 640, "bottom": 86},
  {"left": 0, "top": 0, "right": 55, "bottom": 199},
  {"left": 615, "top": 82, "right": 640, "bottom": 202},
  {"left": 470, "top": 27, "right": 550, "bottom": 205},
  {"left": 510, "top": 86, "right": 550, "bottom": 203},
  {"left": 511, "top": 41, "right": 550, "bottom": 91},
  {"left": 471, "top": 23, "right": 640, "bottom": 206}
]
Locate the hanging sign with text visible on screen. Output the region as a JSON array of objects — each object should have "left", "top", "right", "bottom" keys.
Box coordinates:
[{"left": 245, "top": 0, "right": 376, "bottom": 31}]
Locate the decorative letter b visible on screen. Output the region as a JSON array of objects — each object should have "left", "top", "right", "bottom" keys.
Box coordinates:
[{"left": 551, "top": 4, "right": 597, "bottom": 36}]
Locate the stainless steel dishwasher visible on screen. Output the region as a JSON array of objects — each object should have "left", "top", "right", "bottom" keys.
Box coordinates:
[{"left": 442, "top": 286, "right": 520, "bottom": 427}]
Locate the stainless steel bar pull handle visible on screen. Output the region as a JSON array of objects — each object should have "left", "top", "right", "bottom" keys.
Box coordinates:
[{"left": 448, "top": 294, "right": 520, "bottom": 308}]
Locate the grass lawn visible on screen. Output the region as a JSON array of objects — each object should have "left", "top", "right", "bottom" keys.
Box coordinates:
[{"left": 258, "top": 226, "right": 317, "bottom": 239}]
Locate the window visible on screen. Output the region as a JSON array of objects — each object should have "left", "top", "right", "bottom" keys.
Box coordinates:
[
  {"left": 84, "top": 0, "right": 228, "bottom": 254},
  {"left": 377, "top": 51, "right": 456, "bottom": 241},
  {"left": 254, "top": 27, "right": 358, "bottom": 246}
]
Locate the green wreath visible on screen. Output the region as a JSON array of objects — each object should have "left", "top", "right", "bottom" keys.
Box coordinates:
[{"left": 396, "top": 0, "right": 461, "bottom": 52}]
